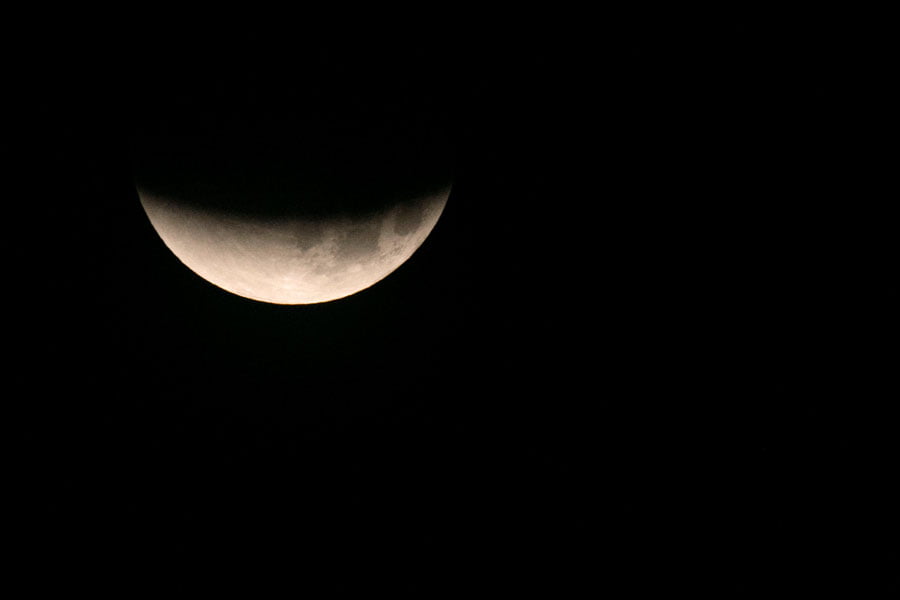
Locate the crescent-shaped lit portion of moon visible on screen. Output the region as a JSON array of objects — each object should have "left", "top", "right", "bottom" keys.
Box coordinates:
[{"left": 138, "top": 186, "right": 450, "bottom": 304}]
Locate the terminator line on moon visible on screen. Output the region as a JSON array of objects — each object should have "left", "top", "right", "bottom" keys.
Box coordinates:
[{"left": 138, "top": 184, "right": 450, "bottom": 305}]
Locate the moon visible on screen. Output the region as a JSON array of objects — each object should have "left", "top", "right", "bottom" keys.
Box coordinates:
[
  {"left": 128, "top": 33, "right": 456, "bottom": 305},
  {"left": 137, "top": 185, "right": 450, "bottom": 304}
]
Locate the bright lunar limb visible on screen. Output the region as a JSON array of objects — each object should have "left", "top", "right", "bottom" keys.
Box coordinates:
[{"left": 138, "top": 185, "right": 450, "bottom": 304}]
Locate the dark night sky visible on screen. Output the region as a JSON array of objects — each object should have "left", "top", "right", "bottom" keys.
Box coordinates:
[{"left": 6, "top": 13, "right": 897, "bottom": 594}]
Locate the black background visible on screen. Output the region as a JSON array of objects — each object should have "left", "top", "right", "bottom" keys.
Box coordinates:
[{"left": 6, "top": 11, "right": 897, "bottom": 594}]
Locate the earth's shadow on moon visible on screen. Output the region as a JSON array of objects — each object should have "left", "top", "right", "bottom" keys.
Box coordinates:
[{"left": 132, "top": 118, "right": 454, "bottom": 222}]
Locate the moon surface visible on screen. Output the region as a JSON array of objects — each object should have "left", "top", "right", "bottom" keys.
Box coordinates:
[{"left": 138, "top": 185, "right": 450, "bottom": 304}]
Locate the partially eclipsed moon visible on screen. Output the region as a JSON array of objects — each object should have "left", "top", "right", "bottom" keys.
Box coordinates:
[{"left": 138, "top": 185, "right": 450, "bottom": 304}]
